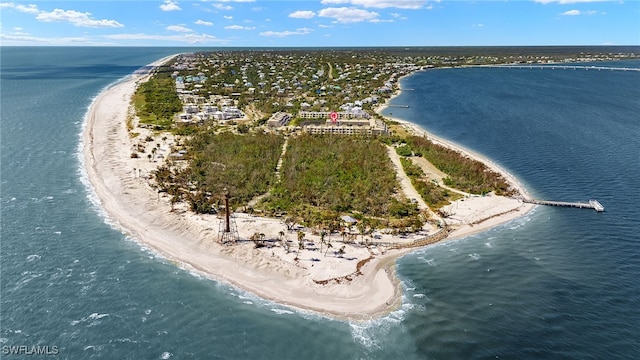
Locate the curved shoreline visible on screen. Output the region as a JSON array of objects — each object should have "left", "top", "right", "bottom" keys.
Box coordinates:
[
  {"left": 83, "top": 57, "right": 534, "bottom": 320},
  {"left": 378, "top": 70, "right": 535, "bottom": 240}
]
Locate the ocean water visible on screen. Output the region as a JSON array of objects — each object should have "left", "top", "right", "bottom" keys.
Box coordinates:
[{"left": 1, "top": 47, "right": 639, "bottom": 359}]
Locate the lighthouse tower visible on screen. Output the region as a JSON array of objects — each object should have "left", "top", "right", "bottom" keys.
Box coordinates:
[{"left": 217, "top": 188, "right": 239, "bottom": 244}]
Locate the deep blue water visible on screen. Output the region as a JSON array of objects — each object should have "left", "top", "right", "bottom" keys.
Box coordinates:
[{"left": 2, "top": 47, "right": 639, "bottom": 359}]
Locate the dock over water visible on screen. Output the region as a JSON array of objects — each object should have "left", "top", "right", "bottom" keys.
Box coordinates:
[
  {"left": 524, "top": 199, "right": 605, "bottom": 212},
  {"left": 387, "top": 104, "right": 410, "bottom": 108}
]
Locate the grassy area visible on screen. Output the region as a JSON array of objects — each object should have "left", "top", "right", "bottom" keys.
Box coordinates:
[
  {"left": 132, "top": 66, "right": 181, "bottom": 131},
  {"left": 405, "top": 136, "right": 514, "bottom": 196},
  {"left": 387, "top": 123, "right": 412, "bottom": 138},
  {"left": 399, "top": 157, "right": 462, "bottom": 209}
]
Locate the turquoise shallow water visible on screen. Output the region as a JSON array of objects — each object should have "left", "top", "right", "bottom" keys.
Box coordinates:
[{"left": 2, "top": 48, "right": 639, "bottom": 359}]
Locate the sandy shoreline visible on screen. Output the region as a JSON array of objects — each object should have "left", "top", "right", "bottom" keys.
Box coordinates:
[
  {"left": 378, "top": 70, "right": 535, "bottom": 241},
  {"left": 84, "top": 57, "right": 534, "bottom": 320}
]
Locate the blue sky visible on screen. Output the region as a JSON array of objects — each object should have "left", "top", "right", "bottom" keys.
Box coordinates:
[{"left": 1, "top": 0, "right": 638, "bottom": 46}]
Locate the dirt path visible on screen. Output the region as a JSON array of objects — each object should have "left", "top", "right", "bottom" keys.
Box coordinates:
[
  {"left": 275, "top": 136, "right": 289, "bottom": 180},
  {"left": 410, "top": 157, "right": 469, "bottom": 197},
  {"left": 385, "top": 145, "right": 428, "bottom": 209},
  {"left": 248, "top": 136, "right": 289, "bottom": 207},
  {"left": 386, "top": 145, "right": 447, "bottom": 223}
]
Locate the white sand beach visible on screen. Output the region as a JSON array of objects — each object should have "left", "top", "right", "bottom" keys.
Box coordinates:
[{"left": 83, "top": 58, "right": 534, "bottom": 319}]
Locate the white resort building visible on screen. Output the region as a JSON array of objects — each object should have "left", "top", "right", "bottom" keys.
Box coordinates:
[
  {"left": 175, "top": 94, "right": 245, "bottom": 123},
  {"left": 303, "top": 118, "right": 388, "bottom": 136},
  {"left": 298, "top": 109, "right": 370, "bottom": 120}
]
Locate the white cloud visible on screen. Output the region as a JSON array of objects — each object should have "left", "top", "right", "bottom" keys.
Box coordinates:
[
  {"left": 318, "top": 7, "right": 379, "bottom": 23},
  {"left": 0, "top": 32, "right": 109, "bottom": 45},
  {"left": 560, "top": 9, "right": 598, "bottom": 15},
  {"left": 390, "top": 12, "right": 408, "bottom": 20},
  {"left": 105, "top": 32, "right": 224, "bottom": 44},
  {"left": 0, "top": 2, "right": 40, "bottom": 14},
  {"left": 167, "top": 25, "right": 193, "bottom": 32},
  {"left": 35, "top": 9, "right": 124, "bottom": 28},
  {"left": 320, "top": 0, "right": 427, "bottom": 9},
  {"left": 1, "top": 3, "right": 123, "bottom": 28},
  {"left": 0, "top": 28, "right": 117, "bottom": 45},
  {"left": 224, "top": 15, "right": 233, "bottom": 20},
  {"left": 160, "top": 0, "right": 181, "bottom": 11},
  {"left": 289, "top": 10, "right": 316, "bottom": 19},
  {"left": 225, "top": 25, "right": 255, "bottom": 30},
  {"left": 534, "top": 0, "right": 609, "bottom": 4},
  {"left": 259, "top": 27, "right": 313, "bottom": 37},
  {"left": 195, "top": 19, "right": 213, "bottom": 26},
  {"left": 213, "top": 3, "right": 233, "bottom": 10}
]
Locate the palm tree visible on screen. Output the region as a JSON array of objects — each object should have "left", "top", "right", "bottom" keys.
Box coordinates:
[
  {"left": 319, "top": 230, "right": 327, "bottom": 253},
  {"left": 324, "top": 242, "right": 333, "bottom": 257},
  {"left": 250, "top": 232, "right": 260, "bottom": 247},
  {"left": 283, "top": 217, "right": 296, "bottom": 232},
  {"left": 356, "top": 221, "right": 367, "bottom": 243},
  {"left": 278, "top": 230, "right": 288, "bottom": 252}
]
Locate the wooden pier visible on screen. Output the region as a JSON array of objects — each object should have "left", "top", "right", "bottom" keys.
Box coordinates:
[
  {"left": 524, "top": 199, "right": 604, "bottom": 212},
  {"left": 387, "top": 105, "right": 410, "bottom": 108}
]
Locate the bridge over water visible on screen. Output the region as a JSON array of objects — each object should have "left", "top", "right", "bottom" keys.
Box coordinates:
[{"left": 476, "top": 65, "right": 639, "bottom": 72}]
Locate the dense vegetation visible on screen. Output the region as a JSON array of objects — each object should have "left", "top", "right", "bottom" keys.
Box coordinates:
[
  {"left": 404, "top": 136, "right": 514, "bottom": 196},
  {"left": 255, "top": 134, "right": 427, "bottom": 229},
  {"left": 154, "top": 132, "right": 284, "bottom": 213},
  {"left": 132, "top": 65, "right": 182, "bottom": 130},
  {"left": 152, "top": 130, "right": 512, "bottom": 228},
  {"left": 263, "top": 134, "right": 396, "bottom": 214}
]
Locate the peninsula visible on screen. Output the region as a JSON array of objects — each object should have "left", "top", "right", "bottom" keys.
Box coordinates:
[{"left": 83, "top": 48, "right": 634, "bottom": 319}]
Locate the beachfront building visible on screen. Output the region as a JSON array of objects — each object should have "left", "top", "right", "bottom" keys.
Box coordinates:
[
  {"left": 175, "top": 93, "right": 246, "bottom": 123},
  {"left": 303, "top": 118, "right": 388, "bottom": 136},
  {"left": 299, "top": 109, "right": 370, "bottom": 120}
]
